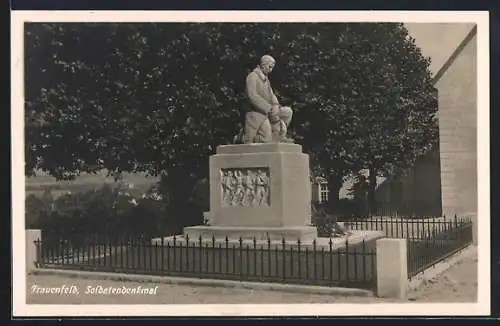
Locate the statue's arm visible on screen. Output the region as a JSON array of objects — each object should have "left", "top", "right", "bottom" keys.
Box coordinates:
[
  {"left": 270, "top": 87, "right": 280, "bottom": 106},
  {"left": 246, "top": 74, "right": 272, "bottom": 115}
]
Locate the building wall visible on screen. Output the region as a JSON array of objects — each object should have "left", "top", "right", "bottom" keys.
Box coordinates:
[
  {"left": 373, "top": 146, "right": 442, "bottom": 216},
  {"left": 374, "top": 27, "right": 477, "bottom": 218},
  {"left": 377, "top": 147, "right": 442, "bottom": 216},
  {"left": 311, "top": 181, "right": 329, "bottom": 204},
  {"left": 410, "top": 147, "right": 443, "bottom": 215},
  {"left": 435, "top": 31, "right": 477, "bottom": 217}
]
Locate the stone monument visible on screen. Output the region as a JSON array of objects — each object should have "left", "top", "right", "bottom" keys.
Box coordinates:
[
  {"left": 184, "top": 142, "right": 317, "bottom": 241},
  {"left": 181, "top": 55, "right": 317, "bottom": 241},
  {"left": 152, "top": 55, "right": 384, "bottom": 248}
]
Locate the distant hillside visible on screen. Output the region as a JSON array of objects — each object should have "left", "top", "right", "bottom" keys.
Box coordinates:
[{"left": 25, "top": 170, "right": 158, "bottom": 198}]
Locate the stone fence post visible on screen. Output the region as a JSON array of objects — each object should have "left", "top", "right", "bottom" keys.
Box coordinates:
[
  {"left": 465, "top": 212, "right": 478, "bottom": 246},
  {"left": 376, "top": 238, "right": 408, "bottom": 299},
  {"left": 26, "top": 229, "right": 41, "bottom": 274}
]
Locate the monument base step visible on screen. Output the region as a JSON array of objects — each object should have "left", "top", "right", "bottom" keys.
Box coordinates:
[
  {"left": 182, "top": 225, "right": 318, "bottom": 242},
  {"left": 150, "top": 230, "right": 385, "bottom": 250}
]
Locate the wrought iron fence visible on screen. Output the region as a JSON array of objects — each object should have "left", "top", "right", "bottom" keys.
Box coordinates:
[
  {"left": 406, "top": 219, "right": 473, "bottom": 279},
  {"left": 34, "top": 235, "right": 377, "bottom": 290},
  {"left": 343, "top": 214, "right": 473, "bottom": 279},
  {"left": 344, "top": 215, "right": 471, "bottom": 240}
]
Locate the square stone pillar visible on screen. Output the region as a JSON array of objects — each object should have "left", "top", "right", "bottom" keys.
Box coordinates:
[
  {"left": 376, "top": 238, "right": 408, "bottom": 299},
  {"left": 465, "top": 212, "right": 478, "bottom": 245},
  {"left": 26, "top": 229, "right": 41, "bottom": 273},
  {"left": 184, "top": 143, "right": 317, "bottom": 241}
]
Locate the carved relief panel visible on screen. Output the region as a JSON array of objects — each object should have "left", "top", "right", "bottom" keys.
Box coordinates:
[{"left": 220, "top": 168, "right": 270, "bottom": 207}]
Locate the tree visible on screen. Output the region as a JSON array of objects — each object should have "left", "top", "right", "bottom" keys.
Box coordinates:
[
  {"left": 335, "top": 24, "right": 438, "bottom": 214},
  {"left": 267, "top": 23, "right": 437, "bottom": 211},
  {"left": 25, "top": 22, "right": 437, "bottom": 221},
  {"left": 26, "top": 23, "right": 285, "bottom": 217}
]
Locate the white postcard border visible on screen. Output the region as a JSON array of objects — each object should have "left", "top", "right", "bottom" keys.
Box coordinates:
[{"left": 11, "top": 10, "right": 490, "bottom": 316}]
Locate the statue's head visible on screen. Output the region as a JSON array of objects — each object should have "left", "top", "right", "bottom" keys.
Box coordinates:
[{"left": 259, "top": 55, "right": 276, "bottom": 75}]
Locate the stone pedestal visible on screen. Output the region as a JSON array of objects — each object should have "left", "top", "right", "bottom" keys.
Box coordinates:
[
  {"left": 182, "top": 225, "right": 317, "bottom": 242},
  {"left": 183, "top": 143, "right": 317, "bottom": 241}
]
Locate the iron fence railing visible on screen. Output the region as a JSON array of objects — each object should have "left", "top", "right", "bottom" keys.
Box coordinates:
[
  {"left": 32, "top": 215, "right": 473, "bottom": 287},
  {"left": 34, "top": 235, "right": 377, "bottom": 290},
  {"left": 344, "top": 215, "right": 472, "bottom": 240},
  {"left": 406, "top": 220, "right": 473, "bottom": 279},
  {"left": 343, "top": 215, "right": 473, "bottom": 279}
]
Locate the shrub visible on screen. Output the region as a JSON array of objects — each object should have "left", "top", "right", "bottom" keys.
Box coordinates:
[
  {"left": 26, "top": 182, "right": 169, "bottom": 245},
  {"left": 25, "top": 192, "right": 52, "bottom": 229},
  {"left": 311, "top": 202, "right": 338, "bottom": 237}
]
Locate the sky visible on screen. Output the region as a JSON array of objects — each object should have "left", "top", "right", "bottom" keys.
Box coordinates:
[{"left": 404, "top": 23, "right": 476, "bottom": 76}]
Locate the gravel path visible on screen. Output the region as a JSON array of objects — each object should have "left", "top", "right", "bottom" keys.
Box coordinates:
[{"left": 26, "top": 248, "right": 477, "bottom": 305}]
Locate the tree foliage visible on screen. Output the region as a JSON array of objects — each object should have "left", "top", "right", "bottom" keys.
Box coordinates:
[
  {"left": 27, "top": 184, "right": 174, "bottom": 245},
  {"left": 25, "top": 22, "right": 437, "bottom": 209}
]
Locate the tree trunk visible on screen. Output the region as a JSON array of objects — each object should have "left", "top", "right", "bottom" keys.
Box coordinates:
[
  {"left": 327, "top": 174, "right": 343, "bottom": 214},
  {"left": 160, "top": 171, "right": 199, "bottom": 232},
  {"left": 367, "top": 167, "right": 377, "bottom": 217}
]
